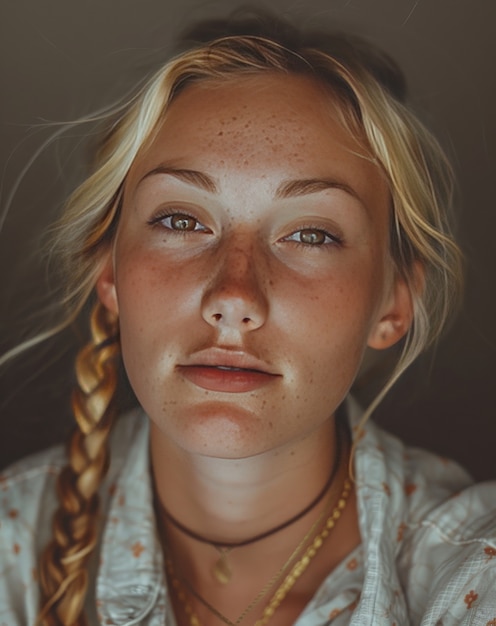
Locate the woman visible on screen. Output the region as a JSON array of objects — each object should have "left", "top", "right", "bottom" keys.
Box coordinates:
[{"left": 1, "top": 15, "right": 495, "bottom": 626}]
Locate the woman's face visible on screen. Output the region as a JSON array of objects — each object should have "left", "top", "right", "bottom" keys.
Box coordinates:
[{"left": 97, "top": 73, "right": 412, "bottom": 459}]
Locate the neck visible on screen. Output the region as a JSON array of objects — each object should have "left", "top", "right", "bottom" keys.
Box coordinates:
[
  {"left": 150, "top": 416, "right": 360, "bottom": 626},
  {"left": 150, "top": 416, "right": 339, "bottom": 546}
]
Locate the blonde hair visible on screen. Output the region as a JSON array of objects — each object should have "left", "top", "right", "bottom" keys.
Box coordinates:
[{"left": 29, "top": 27, "right": 461, "bottom": 625}]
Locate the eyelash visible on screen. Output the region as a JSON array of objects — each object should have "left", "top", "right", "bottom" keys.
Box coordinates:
[
  {"left": 282, "top": 227, "right": 344, "bottom": 248},
  {"left": 147, "top": 210, "right": 210, "bottom": 233},
  {"left": 148, "top": 211, "right": 343, "bottom": 248}
]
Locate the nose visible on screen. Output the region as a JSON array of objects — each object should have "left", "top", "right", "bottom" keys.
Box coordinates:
[{"left": 201, "top": 237, "right": 268, "bottom": 334}]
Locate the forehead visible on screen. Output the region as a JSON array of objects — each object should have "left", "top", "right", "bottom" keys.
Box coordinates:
[{"left": 127, "top": 73, "right": 387, "bottom": 205}]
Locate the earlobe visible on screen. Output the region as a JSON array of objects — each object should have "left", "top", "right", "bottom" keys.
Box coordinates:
[
  {"left": 95, "top": 254, "right": 119, "bottom": 315},
  {"left": 367, "top": 275, "right": 415, "bottom": 350}
]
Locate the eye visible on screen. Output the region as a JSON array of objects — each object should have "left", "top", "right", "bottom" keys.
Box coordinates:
[
  {"left": 284, "top": 228, "right": 342, "bottom": 246},
  {"left": 148, "top": 211, "right": 210, "bottom": 232},
  {"left": 168, "top": 214, "right": 200, "bottom": 231}
]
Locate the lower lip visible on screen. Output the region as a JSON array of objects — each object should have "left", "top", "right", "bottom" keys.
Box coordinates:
[{"left": 177, "top": 366, "right": 277, "bottom": 393}]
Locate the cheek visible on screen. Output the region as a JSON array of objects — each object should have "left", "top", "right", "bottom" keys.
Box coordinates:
[
  {"left": 276, "top": 260, "right": 381, "bottom": 336},
  {"left": 112, "top": 249, "right": 192, "bottom": 379},
  {"left": 115, "top": 244, "right": 201, "bottom": 323},
  {"left": 273, "top": 262, "right": 383, "bottom": 384}
]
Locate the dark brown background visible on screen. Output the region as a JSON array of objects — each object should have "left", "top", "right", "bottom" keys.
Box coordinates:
[{"left": 1, "top": 0, "right": 495, "bottom": 479}]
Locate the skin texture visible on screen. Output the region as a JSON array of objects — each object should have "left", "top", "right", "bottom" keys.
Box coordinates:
[
  {"left": 96, "top": 73, "right": 413, "bottom": 624},
  {"left": 98, "top": 74, "right": 411, "bottom": 461}
]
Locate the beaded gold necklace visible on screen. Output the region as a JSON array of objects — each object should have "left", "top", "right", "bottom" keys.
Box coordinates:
[
  {"left": 160, "top": 458, "right": 340, "bottom": 585},
  {"left": 165, "top": 478, "right": 352, "bottom": 626}
]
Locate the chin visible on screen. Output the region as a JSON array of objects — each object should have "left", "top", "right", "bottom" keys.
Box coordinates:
[{"left": 157, "top": 402, "right": 285, "bottom": 460}]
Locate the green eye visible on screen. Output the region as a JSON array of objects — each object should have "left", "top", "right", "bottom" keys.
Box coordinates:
[
  {"left": 149, "top": 211, "right": 210, "bottom": 233},
  {"left": 170, "top": 214, "right": 198, "bottom": 231},
  {"left": 298, "top": 229, "right": 326, "bottom": 245},
  {"left": 285, "top": 227, "right": 340, "bottom": 246}
]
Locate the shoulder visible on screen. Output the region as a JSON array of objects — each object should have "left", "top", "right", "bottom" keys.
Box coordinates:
[
  {"left": 377, "top": 429, "right": 496, "bottom": 624},
  {"left": 0, "top": 408, "right": 146, "bottom": 530},
  {"left": 0, "top": 442, "right": 66, "bottom": 623},
  {"left": 350, "top": 403, "right": 496, "bottom": 624},
  {"left": 0, "top": 442, "right": 67, "bottom": 543},
  {"left": 0, "top": 408, "right": 147, "bottom": 624},
  {"left": 353, "top": 409, "right": 476, "bottom": 528},
  {"left": 403, "top": 478, "right": 496, "bottom": 624},
  {"left": 0, "top": 407, "right": 145, "bottom": 513}
]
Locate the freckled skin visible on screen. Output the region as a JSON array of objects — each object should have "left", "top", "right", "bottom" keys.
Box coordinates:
[{"left": 97, "top": 73, "right": 410, "bottom": 461}]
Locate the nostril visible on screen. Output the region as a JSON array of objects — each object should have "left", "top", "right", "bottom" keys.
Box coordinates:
[
  {"left": 212, "top": 313, "right": 222, "bottom": 322},
  {"left": 242, "top": 317, "right": 251, "bottom": 324}
]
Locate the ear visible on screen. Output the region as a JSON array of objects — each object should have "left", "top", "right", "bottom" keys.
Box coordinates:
[
  {"left": 367, "top": 272, "right": 416, "bottom": 350},
  {"left": 95, "top": 253, "right": 119, "bottom": 314}
]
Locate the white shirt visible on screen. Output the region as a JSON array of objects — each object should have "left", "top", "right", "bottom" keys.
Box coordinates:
[{"left": 1, "top": 402, "right": 496, "bottom": 625}]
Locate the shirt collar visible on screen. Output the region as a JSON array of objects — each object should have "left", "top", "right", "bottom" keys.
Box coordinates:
[
  {"left": 95, "top": 401, "right": 410, "bottom": 625},
  {"left": 96, "top": 413, "right": 166, "bottom": 625}
]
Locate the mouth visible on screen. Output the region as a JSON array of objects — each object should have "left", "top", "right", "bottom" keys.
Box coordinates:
[
  {"left": 209, "top": 365, "right": 261, "bottom": 372},
  {"left": 177, "top": 354, "right": 279, "bottom": 393}
]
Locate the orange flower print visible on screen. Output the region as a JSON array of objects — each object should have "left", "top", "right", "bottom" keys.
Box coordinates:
[
  {"left": 131, "top": 541, "right": 145, "bottom": 557},
  {"left": 397, "top": 522, "right": 407, "bottom": 542},
  {"left": 13, "top": 543, "right": 20, "bottom": 555},
  {"left": 404, "top": 483, "right": 417, "bottom": 496},
  {"left": 346, "top": 558, "right": 358, "bottom": 571},
  {"left": 486, "top": 620, "right": 496, "bottom": 626},
  {"left": 348, "top": 598, "right": 359, "bottom": 612},
  {"left": 382, "top": 482, "right": 391, "bottom": 496},
  {"left": 464, "top": 590, "right": 478, "bottom": 609},
  {"left": 329, "top": 608, "right": 341, "bottom": 619},
  {"left": 8, "top": 509, "right": 19, "bottom": 519},
  {"left": 484, "top": 546, "right": 496, "bottom": 561}
]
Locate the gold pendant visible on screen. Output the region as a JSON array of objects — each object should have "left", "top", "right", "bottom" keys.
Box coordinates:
[{"left": 212, "top": 549, "right": 232, "bottom": 584}]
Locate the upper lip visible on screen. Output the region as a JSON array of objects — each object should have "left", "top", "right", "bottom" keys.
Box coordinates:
[{"left": 179, "top": 348, "right": 279, "bottom": 375}]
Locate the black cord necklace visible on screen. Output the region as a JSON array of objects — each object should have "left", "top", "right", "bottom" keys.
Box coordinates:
[
  {"left": 155, "top": 420, "right": 345, "bottom": 584},
  {"left": 159, "top": 454, "right": 341, "bottom": 549}
]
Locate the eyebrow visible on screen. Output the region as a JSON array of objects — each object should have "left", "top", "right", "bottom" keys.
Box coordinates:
[
  {"left": 139, "top": 165, "right": 360, "bottom": 202},
  {"left": 275, "top": 178, "right": 360, "bottom": 201},
  {"left": 139, "top": 165, "right": 218, "bottom": 193}
]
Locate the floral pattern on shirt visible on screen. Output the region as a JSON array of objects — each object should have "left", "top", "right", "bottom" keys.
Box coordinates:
[{"left": 1, "top": 400, "right": 495, "bottom": 625}]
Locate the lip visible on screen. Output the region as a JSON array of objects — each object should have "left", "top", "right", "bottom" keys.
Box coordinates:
[{"left": 177, "top": 348, "right": 280, "bottom": 393}]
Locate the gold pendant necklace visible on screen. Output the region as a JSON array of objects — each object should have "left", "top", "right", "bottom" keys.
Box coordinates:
[
  {"left": 166, "top": 478, "right": 352, "bottom": 626},
  {"left": 212, "top": 547, "right": 233, "bottom": 584},
  {"left": 156, "top": 427, "right": 344, "bottom": 587}
]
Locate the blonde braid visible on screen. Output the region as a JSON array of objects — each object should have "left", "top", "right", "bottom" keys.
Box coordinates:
[{"left": 38, "top": 302, "right": 119, "bottom": 626}]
